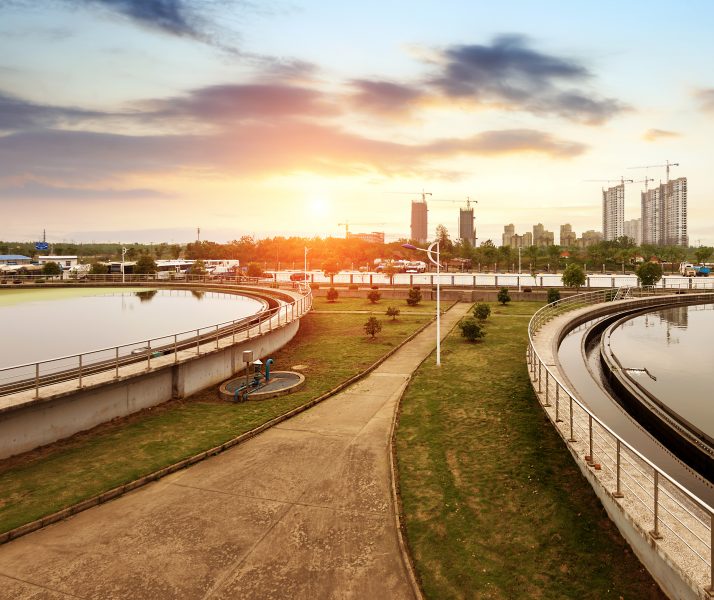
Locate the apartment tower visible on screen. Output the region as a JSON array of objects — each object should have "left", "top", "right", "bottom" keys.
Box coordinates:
[
  {"left": 410, "top": 199, "right": 428, "bottom": 244},
  {"left": 459, "top": 207, "right": 475, "bottom": 245},
  {"left": 641, "top": 177, "right": 687, "bottom": 246},
  {"left": 602, "top": 184, "right": 625, "bottom": 241}
]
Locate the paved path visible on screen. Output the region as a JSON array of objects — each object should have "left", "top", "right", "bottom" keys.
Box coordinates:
[{"left": 0, "top": 303, "right": 472, "bottom": 599}]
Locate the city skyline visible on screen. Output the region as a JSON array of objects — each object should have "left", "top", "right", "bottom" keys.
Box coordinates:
[{"left": 2, "top": 2, "right": 714, "bottom": 245}]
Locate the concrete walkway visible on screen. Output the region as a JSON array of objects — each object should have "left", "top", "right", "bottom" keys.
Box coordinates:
[{"left": 0, "top": 303, "right": 472, "bottom": 599}]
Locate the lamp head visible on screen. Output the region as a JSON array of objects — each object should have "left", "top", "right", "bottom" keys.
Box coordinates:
[{"left": 401, "top": 243, "right": 417, "bottom": 250}]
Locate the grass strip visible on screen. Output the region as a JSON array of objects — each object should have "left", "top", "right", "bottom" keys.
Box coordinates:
[
  {"left": 0, "top": 298, "right": 429, "bottom": 534},
  {"left": 310, "top": 296, "right": 437, "bottom": 313},
  {"left": 396, "top": 301, "right": 666, "bottom": 599}
]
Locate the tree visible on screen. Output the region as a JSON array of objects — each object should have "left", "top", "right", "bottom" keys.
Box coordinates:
[
  {"left": 386, "top": 306, "right": 400, "bottom": 321},
  {"left": 473, "top": 303, "right": 491, "bottom": 320},
  {"left": 547, "top": 288, "right": 561, "bottom": 304},
  {"left": 435, "top": 224, "right": 454, "bottom": 257},
  {"left": 246, "top": 262, "right": 263, "bottom": 277},
  {"left": 406, "top": 287, "right": 422, "bottom": 306},
  {"left": 562, "top": 263, "right": 585, "bottom": 288},
  {"left": 383, "top": 262, "right": 399, "bottom": 285},
  {"left": 497, "top": 287, "right": 511, "bottom": 305},
  {"left": 459, "top": 317, "right": 485, "bottom": 342},
  {"left": 134, "top": 254, "right": 157, "bottom": 275},
  {"left": 322, "top": 257, "right": 342, "bottom": 285},
  {"left": 89, "top": 262, "right": 108, "bottom": 275},
  {"left": 636, "top": 262, "right": 663, "bottom": 287},
  {"left": 326, "top": 287, "right": 339, "bottom": 302},
  {"left": 367, "top": 290, "right": 381, "bottom": 304},
  {"left": 42, "top": 261, "right": 62, "bottom": 276},
  {"left": 364, "top": 316, "right": 382, "bottom": 339},
  {"left": 695, "top": 246, "right": 713, "bottom": 264},
  {"left": 190, "top": 259, "right": 207, "bottom": 275}
]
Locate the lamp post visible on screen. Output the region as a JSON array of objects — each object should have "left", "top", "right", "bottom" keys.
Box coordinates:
[
  {"left": 518, "top": 247, "right": 522, "bottom": 292},
  {"left": 402, "top": 241, "right": 441, "bottom": 366},
  {"left": 304, "top": 246, "right": 309, "bottom": 285},
  {"left": 121, "top": 246, "right": 127, "bottom": 283}
]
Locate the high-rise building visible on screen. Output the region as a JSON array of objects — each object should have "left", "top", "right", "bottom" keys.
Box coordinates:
[
  {"left": 502, "top": 224, "right": 515, "bottom": 247},
  {"left": 602, "top": 184, "right": 625, "bottom": 241},
  {"left": 641, "top": 177, "right": 687, "bottom": 247},
  {"left": 560, "top": 224, "right": 577, "bottom": 247},
  {"left": 410, "top": 200, "right": 428, "bottom": 244},
  {"left": 623, "top": 218, "right": 641, "bottom": 245},
  {"left": 532, "top": 223, "right": 554, "bottom": 247},
  {"left": 502, "top": 225, "right": 533, "bottom": 248},
  {"left": 459, "top": 207, "right": 475, "bottom": 245},
  {"left": 577, "top": 230, "right": 603, "bottom": 248}
]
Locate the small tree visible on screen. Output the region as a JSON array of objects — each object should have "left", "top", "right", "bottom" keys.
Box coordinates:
[
  {"left": 406, "top": 287, "right": 422, "bottom": 306},
  {"left": 89, "top": 262, "right": 108, "bottom": 275},
  {"left": 694, "top": 246, "right": 713, "bottom": 265},
  {"left": 326, "top": 287, "right": 339, "bottom": 302},
  {"left": 547, "top": 288, "right": 561, "bottom": 304},
  {"left": 42, "top": 261, "right": 62, "bottom": 276},
  {"left": 367, "top": 289, "right": 381, "bottom": 304},
  {"left": 322, "top": 257, "right": 342, "bottom": 285},
  {"left": 134, "top": 254, "right": 157, "bottom": 275},
  {"left": 636, "top": 262, "right": 663, "bottom": 287},
  {"left": 386, "top": 306, "right": 400, "bottom": 321},
  {"left": 562, "top": 263, "right": 585, "bottom": 288},
  {"left": 473, "top": 303, "right": 491, "bottom": 320},
  {"left": 246, "top": 262, "right": 263, "bottom": 277},
  {"left": 459, "top": 317, "right": 485, "bottom": 342},
  {"left": 364, "top": 316, "right": 382, "bottom": 339},
  {"left": 497, "top": 287, "right": 511, "bottom": 305},
  {"left": 383, "top": 262, "right": 399, "bottom": 285}
]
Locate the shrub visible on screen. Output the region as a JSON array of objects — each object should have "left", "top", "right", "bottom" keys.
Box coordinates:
[
  {"left": 473, "top": 303, "right": 491, "bottom": 320},
  {"left": 371, "top": 285, "right": 379, "bottom": 290},
  {"left": 386, "top": 306, "right": 400, "bottom": 321},
  {"left": 42, "top": 261, "right": 62, "bottom": 276},
  {"left": 367, "top": 290, "right": 381, "bottom": 304},
  {"left": 364, "top": 316, "right": 382, "bottom": 338},
  {"left": 326, "top": 287, "right": 339, "bottom": 302},
  {"left": 497, "top": 287, "right": 511, "bottom": 305},
  {"left": 636, "top": 262, "right": 663, "bottom": 287},
  {"left": 406, "top": 287, "right": 422, "bottom": 306},
  {"left": 348, "top": 284, "right": 359, "bottom": 291},
  {"left": 562, "top": 263, "right": 585, "bottom": 288},
  {"left": 310, "top": 283, "right": 320, "bottom": 290},
  {"left": 547, "top": 288, "right": 561, "bottom": 304},
  {"left": 459, "top": 317, "right": 485, "bottom": 342}
]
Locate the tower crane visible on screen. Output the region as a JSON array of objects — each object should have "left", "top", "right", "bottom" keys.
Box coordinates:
[
  {"left": 584, "top": 177, "right": 634, "bottom": 188},
  {"left": 386, "top": 191, "right": 432, "bottom": 202},
  {"left": 628, "top": 160, "right": 679, "bottom": 182}
]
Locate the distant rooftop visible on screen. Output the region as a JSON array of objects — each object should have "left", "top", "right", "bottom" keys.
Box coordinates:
[{"left": 0, "top": 255, "right": 31, "bottom": 261}]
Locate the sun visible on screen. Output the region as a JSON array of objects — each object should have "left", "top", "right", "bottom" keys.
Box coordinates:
[{"left": 309, "top": 196, "right": 329, "bottom": 215}]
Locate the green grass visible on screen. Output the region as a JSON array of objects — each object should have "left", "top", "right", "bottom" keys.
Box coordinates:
[
  {"left": 0, "top": 300, "right": 430, "bottom": 534},
  {"left": 396, "top": 301, "right": 665, "bottom": 600},
  {"left": 314, "top": 296, "right": 437, "bottom": 313}
]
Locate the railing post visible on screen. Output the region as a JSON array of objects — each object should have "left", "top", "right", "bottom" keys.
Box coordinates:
[
  {"left": 709, "top": 514, "right": 714, "bottom": 596},
  {"left": 196, "top": 329, "right": 200, "bottom": 355},
  {"left": 544, "top": 371, "right": 551, "bottom": 407},
  {"left": 555, "top": 383, "right": 562, "bottom": 422},
  {"left": 35, "top": 363, "right": 39, "bottom": 398},
  {"left": 232, "top": 321, "right": 236, "bottom": 344},
  {"left": 258, "top": 315, "right": 262, "bottom": 334},
  {"left": 651, "top": 470, "right": 662, "bottom": 539},
  {"left": 568, "top": 396, "right": 576, "bottom": 442},
  {"left": 216, "top": 325, "right": 220, "bottom": 349},
  {"left": 78, "top": 354, "right": 83, "bottom": 388},
  {"left": 147, "top": 341, "right": 151, "bottom": 370},
  {"left": 174, "top": 335, "right": 178, "bottom": 363},
  {"left": 537, "top": 361, "right": 542, "bottom": 393},
  {"left": 115, "top": 347, "right": 120, "bottom": 377},
  {"left": 613, "top": 439, "right": 623, "bottom": 498},
  {"left": 586, "top": 415, "right": 594, "bottom": 465}
]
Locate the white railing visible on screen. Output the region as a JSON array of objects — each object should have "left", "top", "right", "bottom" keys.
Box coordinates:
[
  {"left": 0, "top": 281, "right": 312, "bottom": 399},
  {"left": 527, "top": 288, "right": 714, "bottom": 595}
]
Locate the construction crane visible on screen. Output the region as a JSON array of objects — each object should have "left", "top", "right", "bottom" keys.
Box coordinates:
[
  {"left": 632, "top": 178, "right": 655, "bottom": 192},
  {"left": 585, "top": 177, "right": 634, "bottom": 188},
  {"left": 386, "top": 191, "right": 432, "bottom": 202},
  {"left": 430, "top": 196, "right": 477, "bottom": 208},
  {"left": 628, "top": 160, "right": 680, "bottom": 182},
  {"left": 337, "top": 222, "right": 386, "bottom": 238}
]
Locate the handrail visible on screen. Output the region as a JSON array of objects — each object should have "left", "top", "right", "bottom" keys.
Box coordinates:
[
  {"left": 527, "top": 287, "right": 714, "bottom": 594},
  {"left": 0, "top": 281, "right": 312, "bottom": 398}
]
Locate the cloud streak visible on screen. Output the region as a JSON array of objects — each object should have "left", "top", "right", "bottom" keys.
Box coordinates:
[{"left": 642, "top": 128, "right": 681, "bottom": 142}]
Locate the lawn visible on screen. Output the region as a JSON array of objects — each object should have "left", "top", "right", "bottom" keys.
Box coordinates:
[
  {"left": 396, "top": 300, "right": 665, "bottom": 599},
  {"left": 313, "top": 295, "right": 437, "bottom": 313},
  {"left": 0, "top": 298, "right": 430, "bottom": 534}
]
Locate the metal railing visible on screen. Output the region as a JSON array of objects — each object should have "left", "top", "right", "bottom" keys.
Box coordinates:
[
  {"left": 0, "top": 282, "right": 312, "bottom": 399},
  {"left": 527, "top": 287, "right": 714, "bottom": 595}
]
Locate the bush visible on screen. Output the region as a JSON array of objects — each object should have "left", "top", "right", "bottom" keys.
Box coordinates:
[
  {"left": 371, "top": 285, "right": 379, "bottom": 290},
  {"left": 310, "top": 282, "right": 320, "bottom": 290},
  {"left": 42, "top": 261, "right": 62, "bottom": 276},
  {"left": 364, "top": 316, "right": 382, "bottom": 339},
  {"left": 562, "top": 263, "right": 585, "bottom": 288},
  {"left": 497, "top": 287, "right": 511, "bottom": 305},
  {"left": 246, "top": 262, "right": 263, "bottom": 278},
  {"left": 459, "top": 317, "right": 485, "bottom": 342},
  {"left": 547, "top": 288, "right": 561, "bottom": 304},
  {"left": 326, "top": 287, "right": 339, "bottom": 302},
  {"left": 473, "top": 303, "right": 491, "bottom": 320},
  {"left": 367, "top": 290, "right": 381, "bottom": 304},
  {"left": 406, "top": 287, "right": 422, "bottom": 306},
  {"left": 348, "top": 284, "right": 358, "bottom": 290},
  {"left": 636, "top": 262, "right": 663, "bottom": 287},
  {"left": 386, "top": 306, "right": 400, "bottom": 320}
]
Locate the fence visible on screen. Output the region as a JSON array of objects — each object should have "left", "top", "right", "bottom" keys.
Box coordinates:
[
  {"left": 527, "top": 288, "right": 714, "bottom": 596},
  {"left": 0, "top": 282, "right": 312, "bottom": 399}
]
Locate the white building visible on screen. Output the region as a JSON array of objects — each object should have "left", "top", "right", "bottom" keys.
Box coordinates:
[
  {"left": 623, "top": 218, "right": 641, "bottom": 245},
  {"left": 641, "top": 177, "right": 687, "bottom": 247},
  {"left": 602, "top": 184, "right": 624, "bottom": 241},
  {"left": 38, "top": 255, "right": 78, "bottom": 270}
]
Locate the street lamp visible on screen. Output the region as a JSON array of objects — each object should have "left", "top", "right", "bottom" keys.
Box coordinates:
[
  {"left": 304, "top": 246, "right": 309, "bottom": 285},
  {"left": 121, "top": 246, "right": 127, "bottom": 283},
  {"left": 402, "top": 241, "right": 441, "bottom": 366},
  {"left": 518, "top": 247, "right": 522, "bottom": 292}
]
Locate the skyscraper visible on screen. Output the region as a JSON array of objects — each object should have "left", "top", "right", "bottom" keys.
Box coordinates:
[
  {"left": 459, "top": 207, "right": 475, "bottom": 245},
  {"left": 602, "top": 184, "right": 624, "bottom": 241},
  {"left": 410, "top": 199, "right": 428, "bottom": 244},
  {"left": 560, "top": 224, "right": 577, "bottom": 247},
  {"left": 623, "top": 218, "right": 641, "bottom": 245},
  {"left": 641, "top": 177, "right": 687, "bottom": 247}
]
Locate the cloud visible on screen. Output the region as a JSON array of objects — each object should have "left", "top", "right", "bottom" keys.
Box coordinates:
[
  {"left": 0, "top": 181, "right": 170, "bottom": 200},
  {"left": 347, "top": 80, "right": 424, "bottom": 116},
  {"left": 83, "top": 0, "right": 204, "bottom": 38},
  {"left": 0, "top": 91, "right": 110, "bottom": 131},
  {"left": 642, "top": 128, "right": 681, "bottom": 142},
  {"left": 427, "top": 35, "right": 626, "bottom": 124},
  {"left": 140, "top": 83, "right": 339, "bottom": 123},
  {"left": 695, "top": 88, "right": 714, "bottom": 112},
  {"left": 424, "top": 129, "right": 586, "bottom": 158}
]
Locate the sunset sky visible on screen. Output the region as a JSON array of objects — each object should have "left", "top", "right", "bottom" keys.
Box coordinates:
[{"left": 2, "top": 1, "right": 714, "bottom": 245}]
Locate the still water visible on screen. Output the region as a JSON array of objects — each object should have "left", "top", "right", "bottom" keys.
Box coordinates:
[
  {"left": 0, "top": 288, "right": 264, "bottom": 369},
  {"left": 608, "top": 303, "right": 714, "bottom": 441}
]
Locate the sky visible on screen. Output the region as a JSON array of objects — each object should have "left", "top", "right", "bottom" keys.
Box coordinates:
[{"left": 1, "top": 0, "right": 714, "bottom": 246}]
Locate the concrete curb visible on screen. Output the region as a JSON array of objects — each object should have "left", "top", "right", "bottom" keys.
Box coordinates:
[
  {"left": 388, "top": 301, "right": 470, "bottom": 600},
  {"left": 0, "top": 305, "right": 447, "bottom": 546}
]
